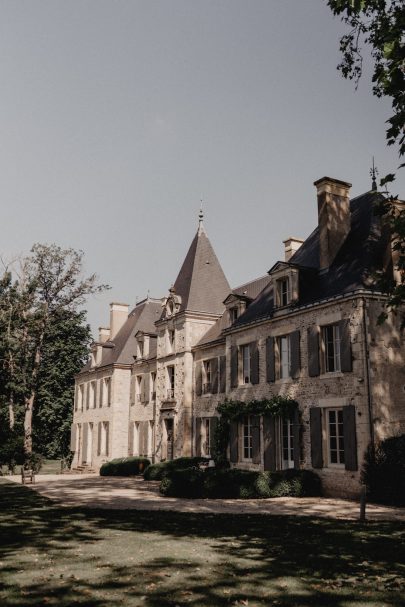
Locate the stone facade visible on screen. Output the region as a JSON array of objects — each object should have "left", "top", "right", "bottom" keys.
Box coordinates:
[{"left": 71, "top": 176, "right": 404, "bottom": 498}]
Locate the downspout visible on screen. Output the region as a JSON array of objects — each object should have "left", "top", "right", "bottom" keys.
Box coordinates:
[{"left": 361, "top": 297, "right": 375, "bottom": 447}]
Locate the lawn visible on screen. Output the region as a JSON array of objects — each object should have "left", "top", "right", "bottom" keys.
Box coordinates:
[
  {"left": 0, "top": 478, "right": 404, "bottom": 607},
  {"left": 1, "top": 459, "right": 63, "bottom": 476}
]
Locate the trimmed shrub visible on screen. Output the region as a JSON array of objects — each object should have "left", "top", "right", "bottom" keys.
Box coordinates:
[
  {"left": 159, "top": 466, "right": 321, "bottom": 499},
  {"left": 143, "top": 457, "right": 208, "bottom": 481},
  {"left": 362, "top": 435, "right": 405, "bottom": 506},
  {"left": 100, "top": 456, "right": 150, "bottom": 477}
]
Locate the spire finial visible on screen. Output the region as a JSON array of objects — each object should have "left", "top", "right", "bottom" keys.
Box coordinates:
[
  {"left": 370, "top": 157, "right": 378, "bottom": 191},
  {"left": 198, "top": 196, "right": 204, "bottom": 233}
]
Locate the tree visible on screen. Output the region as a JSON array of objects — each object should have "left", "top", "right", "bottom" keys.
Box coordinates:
[
  {"left": 327, "top": 0, "right": 405, "bottom": 321},
  {"left": 0, "top": 244, "right": 108, "bottom": 456}
]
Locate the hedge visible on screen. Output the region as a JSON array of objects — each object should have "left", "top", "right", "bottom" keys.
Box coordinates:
[
  {"left": 100, "top": 456, "right": 151, "bottom": 477},
  {"left": 143, "top": 457, "right": 208, "bottom": 481},
  {"left": 159, "top": 467, "right": 322, "bottom": 499},
  {"left": 362, "top": 435, "right": 405, "bottom": 506}
]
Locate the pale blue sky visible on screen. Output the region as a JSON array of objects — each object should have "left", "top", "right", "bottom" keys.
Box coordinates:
[{"left": 1, "top": 1, "right": 403, "bottom": 334}]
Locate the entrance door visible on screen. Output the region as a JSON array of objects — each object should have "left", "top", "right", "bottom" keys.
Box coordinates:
[{"left": 165, "top": 418, "right": 174, "bottom": 460}]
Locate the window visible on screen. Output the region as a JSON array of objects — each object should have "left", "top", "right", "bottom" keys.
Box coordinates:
[
  {"left": 138, "top": 340, "right": 144, "bottom": 358},
  {"left": 241, "top": 345, "right": 251, "bottom": 384},
  {"left": 203, "top": 360, "right": 212, "bottom": 394},
  {"left": 150, "top": 372, "right": 156, "bottom": 401},
  {"left": 77, "top": 384, "right": 84, "bottom": 411},
  {"left": 102, "top": 377, "right": 111, "bottom": 407},
  {"left": 90, "top": 381, "right": 96, "bottom": 408},
  {"left": 203, "top": 418, "right": 211, "bottom": 456},
  {"left": 323, "top": 324, "right": 341, "bottom": 372},
  {"left": 136, "top": 376, "right": 143, "bottom": 402},
  {"left": 167, "top": 366, "right": 175, "bottom": 399},
  {"left": 100, "top": 421, "right": 109, "bottom": 456},
  {"left": 277, "top": 277, "right": 290, "bottom": 307},
  {"left": 229, "top": 306, "right": 239, "bottom": 324},
  {"left": 277, "top": 336, "right": 291, "bottom": 379},
  {"left": 242, "top": 416, "right": 253, "bottom": 460},
  {"left": 327, "top": 409, "right": 345, "bottom": 465},
  {"left": 168, "top": 330, "right": 175, "bottom": 350},
  {"left": 281, "top": 418, "right": 294, "bottom": 469}
]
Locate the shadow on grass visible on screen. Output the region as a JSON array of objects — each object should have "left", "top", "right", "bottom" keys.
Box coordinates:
[{"left": 0, "top": 478, "right": 404, "bottom": 606}]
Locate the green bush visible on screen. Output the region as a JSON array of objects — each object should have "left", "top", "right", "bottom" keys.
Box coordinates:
[
  {"left": 0, "top": 433, "right": 25, "bottom": 472},
  {"left": 100, "top": 456, "right": 151, "bottom": 477},
  {"left": 159, "top": 466, "right": 321, "bottom": 499},
  {"left": 362, "top": 435, "right": 405, "bottom": 506},
  {"left": 24, "top": 452, "right": 44, "bottom": 473},
  {"left": 143, "top": 457, "right": 208, "bottom": 481}
]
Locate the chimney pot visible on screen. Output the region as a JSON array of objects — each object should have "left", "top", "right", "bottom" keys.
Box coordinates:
[
  {"left": 283, "top": 237, "right": 304, "bottom": 262},
  {"left": 109, "top": 302, "right": 129, "bottom": 339}
]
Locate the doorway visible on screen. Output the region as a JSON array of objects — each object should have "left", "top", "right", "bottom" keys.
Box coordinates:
[{"left": 165, "top": 418, "right": 174, "bottom": 460}]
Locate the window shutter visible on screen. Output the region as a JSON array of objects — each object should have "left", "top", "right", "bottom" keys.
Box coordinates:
[
  {"left": 343, "top": 405, "right": 358, "bottom": 470},
  {"left": 310, "top": 408, "right": 323, "bottom": 468},
  {"left": 230, "top": 346, "right": 238, "bottom": 388},
  {"left": 97, "top": 422, "right": 101, "bottom": 456},
  {"left": 86, "top": 383, "right": 90, "bottom": 409},
  {"left": 219, "top": 355, "right": 226, "bottom": 393},
  {"left": 308, "top": 327, "right": 320, "bottom": 377},
  {"left": 210, "top": 417, "right": 218, "bottom": 458},
  {"left": 263, "top": 416, "right": 276, "bottom": 471},
  {"left": 195, "top": 418, "right": 202, "bottom": 456},
  {"left": 128, "top": 422, "right": 134, "bottom": 456},
  {"left": 266, "top": 337, "right": 275, "bottom": 383},
  {"left": 339, "top": 319, "right": 352, "bottom": 372},
  {"left": 74, "top": 387, "right": 78, "bottom": 412},
  {"left": 100, "top": 380, "right": 103, "bottom": 408},
  {"left": 250, "top": 342, "right": 260, "bottom": 384},
  {"left": 290, "top": 331, "right": 301, "bottom": 379},
  {"left": 252, "top": 415, "right": 261, "bottom": 464},
  {"left": 195, "top": 362, "right": 203, "bottom": 396},
  {"left": 105, "top": 422, "right": 110, "bottom": 456},
  {"left": 107, "top": 379, "right": 112, "bottom": 406},
  {"left": 144, "top": 373, "right": 150, "bottom": 404},
  {"left": 211, "top": 357, "right": 219, "bottom": 393},
  {"left": 70, "top": 424, "right": 76, "bottom": 452},
  {"left": 293, "top": 408, "right": 300, "bottom": 469},
  {"left": 229, "top": 420, "right": 239, "bottom": 463},
  {"left": 138, "top": 422, "right": 144, "bottom": 456},
  {"left": 82, "top": 423, "right": 88, "bottom": 463},
  {"left": 143, "top": 421, "right": 149, "bottom": 456}
]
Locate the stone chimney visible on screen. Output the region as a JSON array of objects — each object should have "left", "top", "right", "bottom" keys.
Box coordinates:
[
  {"left": 314, "top": 177, "right": 352, "bottom": 270},
  {"left": 283, "top": 237, "right": 304, "bottom": 262},
  {"left": 109, "top": 303, "right": 129, "bottom": 340},
  {"left": 98, "top": 327, "right": 110, "bottom": 343}
]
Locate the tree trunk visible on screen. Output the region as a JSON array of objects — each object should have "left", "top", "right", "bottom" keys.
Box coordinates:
[
  {"left": 23, "top": 333, "right": 45, "bottom": 456},
  {"left": 8, "top": 394, "right": 15, "bottom": 430}
]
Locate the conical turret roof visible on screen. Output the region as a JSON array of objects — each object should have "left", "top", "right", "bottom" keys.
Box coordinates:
[{"left": 172, "top": 220, "right": 230, "bottom": 315}]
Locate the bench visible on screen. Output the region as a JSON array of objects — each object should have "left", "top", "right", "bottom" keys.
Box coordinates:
[{"left": 21, "top": 467, "right": 35, "bottom": 484}]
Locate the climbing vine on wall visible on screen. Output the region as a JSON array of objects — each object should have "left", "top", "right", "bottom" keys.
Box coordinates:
[{"left": 212, "top": 396, "right": 298, "bottom": 464}]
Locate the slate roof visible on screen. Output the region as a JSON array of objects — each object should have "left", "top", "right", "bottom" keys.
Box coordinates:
[
  {"left": 231, "top": 275, "right": 272, "bottom": 300},
  {"left": 171, "top": 223, "right": 230, "bottom": 315},
  {"left": 80, "top": 299, "right": 162, "bottom": 373},
  {"left": 231, "top": 191, "right": 390, "bottom": 329}
]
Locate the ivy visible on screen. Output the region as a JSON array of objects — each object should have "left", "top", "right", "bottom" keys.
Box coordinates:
[{"left": 212, "top": 396, "right": 298, "bottom": 464}]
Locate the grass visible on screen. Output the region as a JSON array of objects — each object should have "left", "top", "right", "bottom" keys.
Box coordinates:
[
  {"left": 1, "top": 459, "right": 62, "bottom": 476},
  {"left": 0, "top": 478, "right": 404, "bottom": 607}
]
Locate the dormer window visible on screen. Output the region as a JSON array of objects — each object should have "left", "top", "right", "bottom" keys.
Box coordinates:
[
  {"left": 169, "top": 329, "right": 175, "bottom": 350},
  {"left": 229, "top": 306, "right": 239, "bottom": 324},
  {"left": 277, "top": 277, "right": 290, "bottom": 307},
  {"left": 138, "top": 341, "right": 144, "bottom": 358}
]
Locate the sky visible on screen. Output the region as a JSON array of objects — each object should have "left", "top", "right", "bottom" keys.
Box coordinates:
[{"left": 1, "top": 0, "right": 403, "bottom": 336}]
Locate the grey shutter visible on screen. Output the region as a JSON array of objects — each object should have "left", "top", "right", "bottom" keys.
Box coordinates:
[
  {"left": 263, "top": 416, "right": 276, "bottom": 471},
  {"left": 290, "top": 331, "right": 301, "bottom": 379},
  {"left": 252, "top": 415, "right": 261, "bottom": 464},
  {"left": 128, "top": 422, "right": 134, "bottom": 456},
  {"left": 107, "top": 379, "right": 112, "bottom": 406},
  {"left": 293, "top": 408, "right": 300, "bottom": 469},
  {"left": 211, "top": 357, "right": 219, "bottom": 393},
  {"left": 266, "top": 337, "right": 275, "bottom": 383},
  {"left": 196, "top": 362, "right": 202, "bottom": 396},
  {"left": 339, "top": 319, "right": 352, "bottom": 372},
  {"left": 195, "top": 418, "right": 202, "bottom": 457},
  {"left": 144, "top": 373, "right": 150, "bottom": 404},
  {"left": 229, "top": 420, "right": 239, "bottom": 463},
  {"left": 308, "top": 327, "right": 320, "bottom": 377},
  {"left": 230, "top": 346, "right": 238, "bottom": 388},
  {"left": 97, "top": 422, "right": 101, "bottom": 456},
  {"left": 82, "top": 423, "right": 88, "bottom": 463},
  {"left": 210, "top": 417, "right": 218, "bottom": 458},
  {"left": 219, "top": 355, "right": 226, "bottom": 393},
  {"left": 310, "top": 408, "right": 323, "bottom": 468},
  {"left": 99, "top": 380, "right": 103, "bottom": 408},
  {"left": 105, "top": 422, "right": 110, "bottom": 456},
  {"left": 70, "top": 424, "right": 76, "bottom": 451},
  {"left": 343, "top": 405, "right": 358, "bottom": 470},
  {"left": 250, "top": 342, "right": 260, "bottom": 384}
]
